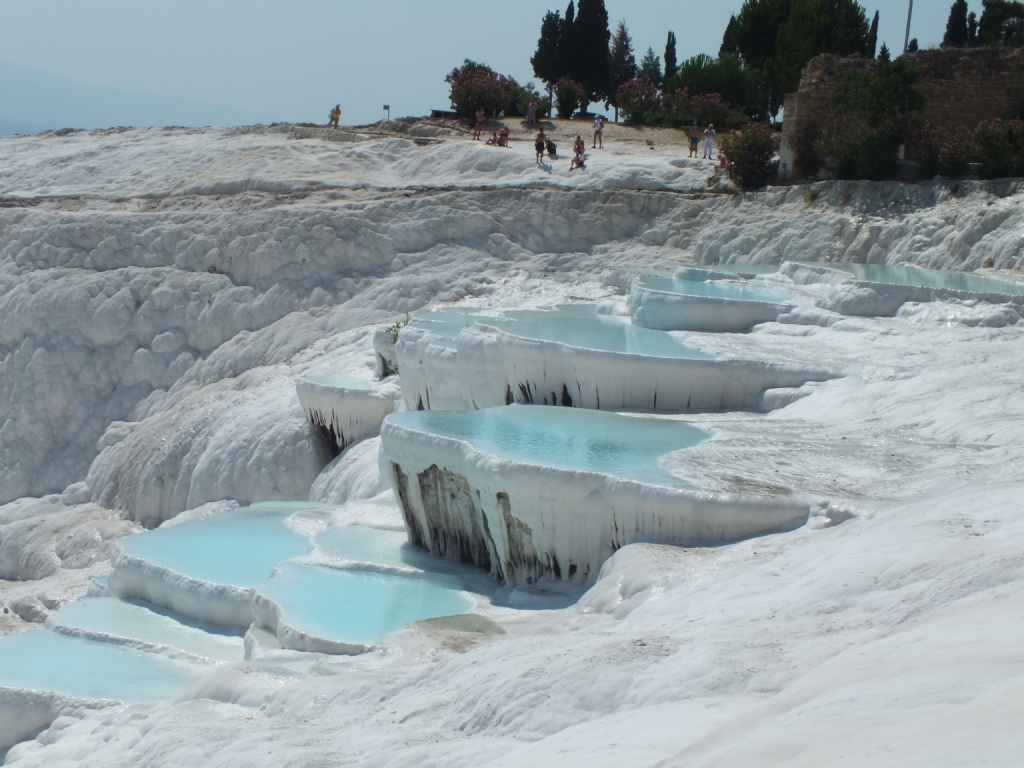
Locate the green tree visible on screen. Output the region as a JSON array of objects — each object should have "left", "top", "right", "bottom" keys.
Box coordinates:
[
  {"left": 668, "top": 53, "right": 754, "bottom": 108},
  {"left": 558, "top": 2, "right": 578, "bottom": 86},
  {"left": 571, "top": 0, "right": 612, "bottom": 110},
  {"left": 638, "top": 47, "right": 662, "bottom": 86},
  {"left": 531, "top": 11, "right": 565, "bottom": 98},
  {"left": 731, "top": 0, "right": 793, "bottom": 119},
  {"left": 664, "top": 31, "right": 678, "bottom": 87},
  {"left": 868, "top": 11, "right": 879, "bottom": 57},
  {"left": 943, "top": 0, "right": 970, "bottom": 46},
  {"left": 878, "top": 42, "right": 891, "bottom": 62},
  {"left": 979, "top": 0, "right": 1024, "bottom": 45},
  {"left": 608, "top": 21, "right": 637, "bottom": 121},
  {"left": 969, "top": 11, "right": 980, "bottom": 42},
  {"left": 766, "top": 0, "right": 872, "bottom": 95},
  {"left": 720, "top": 15, "right": 740, "bottom": 56}
]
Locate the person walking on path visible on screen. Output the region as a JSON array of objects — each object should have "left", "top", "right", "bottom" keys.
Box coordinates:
[
  {"left": 535, "top": 130, "right": 547, "bottom": 163},
  {"left": 593, "top": 115, "right": 604, "bottom": 149},
  {"left": 473, "top": 108, "right": 485, "bottom": 140},
  {"left": 328, "top": 105, "right": 341, "bottom": 128},
  {"left": 526, "top": 100, "right": 537, "bottom": 129},
  {"left": 688, "top": 121, "right": 700, "bottom": 158},
  {"left": 703, "top": 124, "right": 716, "bottom": 159}
]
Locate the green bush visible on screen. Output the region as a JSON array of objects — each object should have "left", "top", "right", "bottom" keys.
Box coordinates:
[
  {"left": 667, "top": 53, "right": 754, "bottom": 109},
  {"left": 553, "top": 78, "right": 586, "bottom": 119},
  {"left": 787, "top": 123, "right": 824, "bottom": 179},
  {"left": 722, "top": 123, "right": 780, "bottom": 191},
  {"left": 973, "top": 119, "right": 1024, "bottom": 179}
]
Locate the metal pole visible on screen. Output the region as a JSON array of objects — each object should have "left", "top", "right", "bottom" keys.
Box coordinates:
[{"left": 904, "top": 0, "right": 914, "bottom": 54}]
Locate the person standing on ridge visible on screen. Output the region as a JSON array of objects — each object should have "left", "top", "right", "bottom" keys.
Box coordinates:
[
  {"left": 473, "top": 108, "right": 485, "bottom": 140},
  {"left": 328, "top": 104, "right": 341, "bottom": 128},
  {"left": 688, "top": 121, "right": 700, "bottom": 158},
  {"left": 535, "top": 129, "right": 547, "bottom": 163},
  {"left": 593, "top": 114, "right": 604, "bottom": 149},
  {"left": 703, "top": 124, "right": 716, "bottom": 159}
]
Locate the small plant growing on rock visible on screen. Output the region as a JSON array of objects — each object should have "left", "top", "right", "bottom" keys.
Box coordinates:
[{"left": 384, "top": 314, "right": 410, "bottom": 344}]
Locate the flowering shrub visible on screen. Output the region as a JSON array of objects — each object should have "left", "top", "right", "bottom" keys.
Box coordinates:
[
  {"left": 616, "top": 79, "right": 661, "bottom": 125},
  {"left": 690, "top": 93, "right": 739, "bottom": 127},
  {"left": 553, "top": 78, "right": 586, "bottom": 119},
  {"left": 972, "top": 119, "right": 1024, "bottom": 179},
  {"left": 816, "top": 117, "right": 873, "bottom": 179},
  {"left": 446, "top": 60, "right": 517, "bottom": 119},
  {"left": 722, "top": 123, "right": 780, "bottom": 191}
]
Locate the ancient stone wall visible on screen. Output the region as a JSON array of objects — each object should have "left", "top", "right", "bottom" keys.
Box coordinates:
[{"left": 779, "top": 47, "right": 1024, "bottom": 180}]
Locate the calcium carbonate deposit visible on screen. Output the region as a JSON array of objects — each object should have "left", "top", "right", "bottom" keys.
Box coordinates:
[{"left": 2, "top": 122, "right": 1024, "bottom": 766}]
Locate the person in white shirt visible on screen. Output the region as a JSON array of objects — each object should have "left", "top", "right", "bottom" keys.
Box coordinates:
[
  {"left": 703, "top": 124, "right": 716, "bottom": 159},
  {"left": 593, "top": 115, "right": 604, "bottom": 149}
]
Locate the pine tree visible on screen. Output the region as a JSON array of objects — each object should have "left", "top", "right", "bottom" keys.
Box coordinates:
[
  {"left": 571, "top": 0, "right": 612, "bottom": 111},
  {"left": 532, "top": 10, "right": 565, "bottom": 98},
  {"left": 664, "top": 31, "right": 678, "bottom": 87},
  {"left": 878, "top": 42, "right": 891, "bottom": 62},
  {"left": 608, "top": 21, "right": 637, "bottom": 121},
  {"left": 639, "top": 47, "right": 662, "bottom": 86},
  {"left": 968, "top": 11, "right": 979, "bottom": 44},
  {"left": 868, "top": 11, "right": 879, "bottom": 57},
  {"left": 720, "top": 15, "right": 739, "bottom": 57},
  {"left": 907, "top": 38, "right": 919, "bottom": 52},
  {"left": 944, "top": 0, "right": 970, "bottom": 46}
]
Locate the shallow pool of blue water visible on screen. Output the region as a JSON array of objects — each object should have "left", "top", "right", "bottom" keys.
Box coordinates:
[
  {"left": 118, "top": 504, "right": 312, "bottom": 588},
  {"left": 636, "top": 275, "right": 791, "bottom": 304},
  {"left": 49, "top": 598, "right": 243, "bottom": 662},
  {"left": 255, "top": 562, "right": 471, "bottom": 646},
  {"left": 314, "top": 525, "right": 418, "bottom": 568},
  {"left": 0, "top": 631, "right": 205, "bottom": 701},
  {"left": 387, "top": 405, "right": 708, "bottom": 485},
  {"left": 806, "top": 262, "right": 1024, "bottom": 295}
]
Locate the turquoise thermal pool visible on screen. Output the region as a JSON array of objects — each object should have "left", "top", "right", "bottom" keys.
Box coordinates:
[
  {"left": 314, "top": 525, "right": 420, "bottom": 569},
  {"left": 300, "top": 374, "right": 375, "bottom": 390},
  {"left": 385, "top": 405, "right": 709, "bottom": 485},
  {"left": 118, "top": 504, "right": 311, "bottom": 588},
  {"left": 802, "top": 262, "right": 1024, "bottom": 295},
  {"left": 49, "top": 598, "right": 243, "bottom": 662},
  {"left": 0, "top": 631, "right": 205, "bottom": 702},
  {"left": 254, "top": 562, "right": 472, "bottom": 647},
  {"left": 416, "top": 305, "right": 713, "bottom": 359},
  {"left": 634, "top": 275, "right": 791, "bottom": 303}
]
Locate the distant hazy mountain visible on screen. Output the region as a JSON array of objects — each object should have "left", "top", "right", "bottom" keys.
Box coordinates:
[{"left": 0, "top": 60, "right": 274, "bottom": 135}]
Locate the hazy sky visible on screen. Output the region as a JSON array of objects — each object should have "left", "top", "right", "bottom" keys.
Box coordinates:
[{"left": 0, "top": 0, "right": 950, "bottom": 128}]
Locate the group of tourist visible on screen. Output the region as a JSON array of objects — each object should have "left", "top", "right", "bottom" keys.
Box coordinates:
[{"left": 688, "top": 121, "right": 716, "bottom": 159}]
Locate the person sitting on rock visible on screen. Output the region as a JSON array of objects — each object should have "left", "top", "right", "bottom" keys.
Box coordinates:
[
  {"left": 328, "top": 105, "right": 341, "bottom": 128},
  {"left": 569, "top": 135, "right": 586, "bottom": 171},
  {"left": 485, "top": 132, "right": 499, "bottom": 146},
  {"left": 499, "top": 124, "right": 511, "bottom": 147},
  {"left": 545, "top": 138, "right": 558, "bottom": 158}
]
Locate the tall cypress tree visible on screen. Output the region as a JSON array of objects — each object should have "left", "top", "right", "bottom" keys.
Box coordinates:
[
  {"left": 943, "top": 0, "right": 970, "bottom": 46},
  {"left": 532, "top": 10, "right": 565, "bottom": 97},
  {"left": 608, "top": 20, "right": 637, "bottom": 121},
  {"left": 664, "top": 31, "right": 678, "bottom": 87},
  {"left": 558, "top": 2, "right": 577, "bottom": 85},
  {"left": 571, "top": 0, "right": 612, "bottom": 110},
  {"left": 868, "top": 11, "right": 879, "bottom": 57},
  {"left": 720, "top": 15, "right": 739, "bottom": 56}
]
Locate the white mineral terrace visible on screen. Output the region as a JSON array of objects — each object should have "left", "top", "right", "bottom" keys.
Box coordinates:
[
  {"left": 381, "top": 406, "right": 809, "bottom": 586},
  {"left": 3, "top": 124, "right": 1024, "bottom": 765}
]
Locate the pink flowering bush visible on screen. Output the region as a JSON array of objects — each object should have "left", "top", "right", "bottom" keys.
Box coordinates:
[
  {"left": 721, "top": 123, "right": 780, "bottom": 191},
  {"left": 616, "top": 79, "right": 661, "bottom": 125},
  {"left": 446, "top": 60, "right": 517, "bottom": 119}
]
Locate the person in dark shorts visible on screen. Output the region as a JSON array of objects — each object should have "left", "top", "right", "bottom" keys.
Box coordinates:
[
  {"left": 545, "top": 137, "right": 558, "bottom": 157},
  {"left": 535, "top": 130, "right": 547, "bottom": 163},
  {"left": 688, "top": 121, "right": 700, "bottom": 157},
  {"left": 570, "top": 135, "right": 586, "bottom": 171},
  {"left": 473, "top": 108, "right": 485, "bottom": 140}
]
